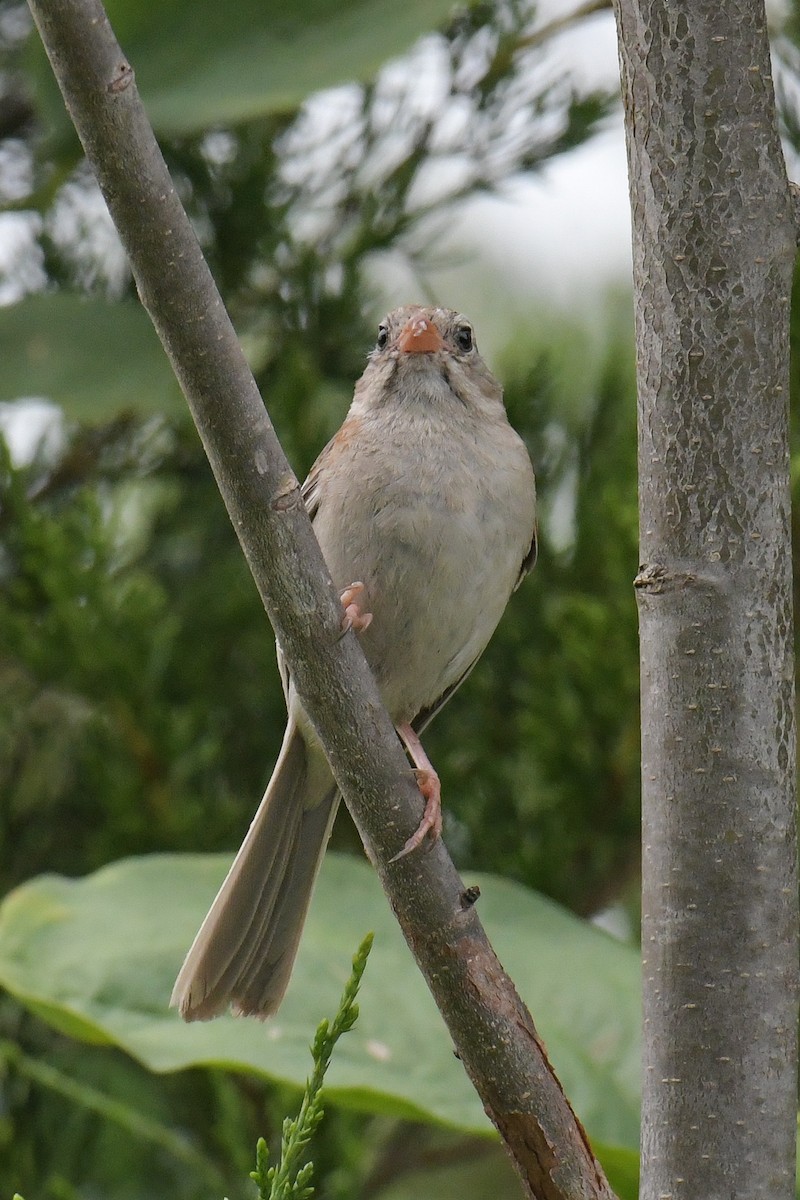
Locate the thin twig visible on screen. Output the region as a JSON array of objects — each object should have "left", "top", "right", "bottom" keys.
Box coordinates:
[{"left": 516, "top": 0, "right": 613, "bottom": 53}]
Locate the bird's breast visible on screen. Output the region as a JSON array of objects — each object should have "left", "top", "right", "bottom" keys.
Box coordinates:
[{"left": 311, "top": 418, "right": 534, "bottom": 722}]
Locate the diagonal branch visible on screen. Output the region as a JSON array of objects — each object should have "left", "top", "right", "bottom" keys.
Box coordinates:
[{"left": 26, "top": 2, "right": 617, "bottom": 1196}]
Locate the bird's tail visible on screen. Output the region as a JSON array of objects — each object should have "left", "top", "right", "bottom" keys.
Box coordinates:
[{"left": 171, "top": 721, "right": 337, "bottom": 1020}]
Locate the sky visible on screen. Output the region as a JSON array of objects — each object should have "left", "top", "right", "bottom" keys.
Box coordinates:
[
  {"left": 367, "top": 1, "right": 633, "bottom": 355},
  {"left": 445, "top": 2, "right": 631, "bottom": 311}
]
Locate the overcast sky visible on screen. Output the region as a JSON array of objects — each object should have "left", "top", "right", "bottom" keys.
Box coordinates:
[
  {"left": 368, "top": 1, "right": 633, "bottom": 356},
  {"left": 466, "top": 2, "right": 631, "bottom": 305}
]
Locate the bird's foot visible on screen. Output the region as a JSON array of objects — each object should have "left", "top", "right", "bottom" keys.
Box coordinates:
[
  {"left": 390, "top": 723, "right": 442, "bottom": 861},
  {"left": 340, "top": 582, "right": 373, "bottom": 635}
]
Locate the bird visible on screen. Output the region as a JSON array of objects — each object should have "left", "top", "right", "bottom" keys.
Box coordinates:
[{"left": 171, "top": 305, "right": 537, "bottom": 1021}]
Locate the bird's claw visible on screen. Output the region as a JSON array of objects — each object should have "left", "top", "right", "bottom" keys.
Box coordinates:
[
  {"left": 339, "top": 582, "right": 373, "bottom": 636},
  {"left": 390, "top": 768, "right": 442, "bottom": 862}
]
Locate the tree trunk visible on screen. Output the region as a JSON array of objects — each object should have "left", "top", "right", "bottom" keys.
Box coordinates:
[{"left": 614, "top": 1, "right": 799, "bottom": 1197}]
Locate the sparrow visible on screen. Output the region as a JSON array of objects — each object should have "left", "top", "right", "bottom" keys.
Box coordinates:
[{"left": 172, "top": 305, "right": 537, "bottom": 1021}]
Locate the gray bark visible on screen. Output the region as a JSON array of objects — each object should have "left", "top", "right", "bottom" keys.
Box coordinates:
[
  {"left": 27, "top": 0, "right": 617, "bottom": 1195},
  {"left": 614, "top": 1, "right": 798, "bottom": 1197}
]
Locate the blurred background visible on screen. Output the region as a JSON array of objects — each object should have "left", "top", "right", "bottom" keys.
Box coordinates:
[{"left": 0, "top": 0, "right": 798, "bottom": 1197}]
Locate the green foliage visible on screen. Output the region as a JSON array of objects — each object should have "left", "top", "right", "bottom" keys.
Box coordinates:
[
  {"left": 0, "top": 1036, "right": 229, "bottom": 1195},
  {"left": 28, "top": 0, "right": 463, "bottom": 140},
  {"left": 0, "top": 295, "right": 181, "bottom": 415},
  {"left": 0, "top": 254, "right": 641, "bottom": 1200},
  {"left": 251, "top": 933, "right": 373, "bottom": 1200},
  {"left": 0, "top": 855, "right": 640, "bottom": 1147},
  {"left": 0, "top": 425, "right": 287, "bottom": 889},
  {"left": 4, "top": 1, "right": 613, "bottom": 351}
]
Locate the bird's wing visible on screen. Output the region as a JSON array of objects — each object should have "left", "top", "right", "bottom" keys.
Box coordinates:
[{"left": 515, "top": 523, "right": 537, "bottom": 589}]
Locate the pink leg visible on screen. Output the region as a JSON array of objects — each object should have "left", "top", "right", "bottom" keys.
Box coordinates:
[
  {"left": 340, "top": 582, "right": 373, "bottom": 634},
  {"left": 390, "top": 722, "right": 442, "bottom": 862}
]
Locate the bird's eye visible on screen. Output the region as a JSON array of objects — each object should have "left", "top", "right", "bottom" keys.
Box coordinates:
[
  {"left": 376, "top": 324, "right": 389, "bottom": 350},
  {"left": 455, "top": 324, "right": 474, "bottom": 353}
]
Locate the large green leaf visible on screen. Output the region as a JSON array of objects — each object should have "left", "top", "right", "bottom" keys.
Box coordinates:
[
  {"left": 0, "top": 853, "right": 640, "bottom": 1151},
  {"left": 30, "top": 0, "right": 461, "bottom": 140},
  {"left": 378, "top": 1139, "right": 639, "bottom": 1200},
  {"left": 0, "top": 294, "right": 182, "bottom": 419}
]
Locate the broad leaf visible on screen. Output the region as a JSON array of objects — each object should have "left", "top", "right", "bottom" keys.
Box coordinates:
[
  {"left": 0, "top": 852, "right": 640, "bottom": 1150},
  {"left": 29, "top": 0, "right": 462, "bottom": 141},
  {"left": 372, "top": 1137, "right": 638, "bottom": 1200},
  {"left": 0, "top": 295, "right": 181, "bottom": 419}
]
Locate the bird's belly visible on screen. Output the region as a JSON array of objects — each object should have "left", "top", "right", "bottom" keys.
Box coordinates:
[{"left": 318, "top": 498, "right": 518, "bottom": 724}]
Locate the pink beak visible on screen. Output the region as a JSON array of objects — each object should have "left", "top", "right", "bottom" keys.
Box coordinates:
[{"left": 397, "top": 316, "right": 445, "bottom": 354}]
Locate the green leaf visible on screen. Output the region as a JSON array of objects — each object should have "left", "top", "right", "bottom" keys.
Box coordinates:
[
  {"left": 371, "top": 1139, "right": 639, "bottom": 1200},
  {"left": 595, "top": 1142, "right": 640, "bottom": 1200},
  {"left": 29, "top": 0, "right": 462, "bottom": 141},
  {"left": 0, "top": 853, "right": 640, "bottom": 1151},
  {"left": 0, "top": 295, "right": 182, "bottom": 419},
  {"left": 373, "top": 1140, "right": 524, "bottom": 1200}
]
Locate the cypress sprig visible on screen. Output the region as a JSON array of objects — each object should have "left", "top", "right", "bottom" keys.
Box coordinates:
[{"left": 250, "top": 932, "right": 374, "bottom": 1200}]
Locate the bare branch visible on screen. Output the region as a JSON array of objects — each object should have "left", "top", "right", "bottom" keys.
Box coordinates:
[{"left": 517, "top": 0, "right": 613, "bottom": 53}]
